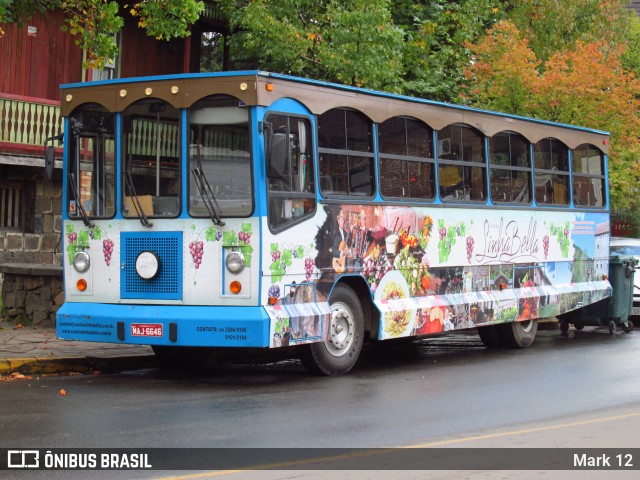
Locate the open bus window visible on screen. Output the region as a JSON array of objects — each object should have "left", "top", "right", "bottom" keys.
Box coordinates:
[
  {"left": 572, "top": 144, "right": 605, "bottom": 208},
  {"left": 265, "top": 114, "right": 316, "bottom": 231},
  {"left": 318, "top": 108, "right": 375, "bottom": 197},
  {"left": 188, "top": 95, "right": 252, "bottom": 218},
  {"left": 489, "top": 131, "right": 531, "bottom": 204},
  {"left": 67, "top": 104, "right": 116, "bottom": 218},
  {"left": 379, "top": 116, "right": 435, "bottom": 200},
  {"left": 437, "top": 124, "right": 486, "bottom": 202},
  {"left": 122, "top": 99, "right": 180, "bottom": 218},
  {"left": 534, "top": 138, "right": 570, "bottom": 206}
]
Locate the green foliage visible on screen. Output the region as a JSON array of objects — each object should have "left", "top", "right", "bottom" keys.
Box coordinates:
[
  {"left": 395, "top": 0, "right": 506, "bottom": 101},
  {"left": 130, "top": 0, "right": 204, "bottom": 41},
  {"left": 220, "top": 0, "right": 405, "bottom": 91}
]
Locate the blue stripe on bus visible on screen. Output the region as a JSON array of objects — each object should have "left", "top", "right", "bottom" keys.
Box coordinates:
[{"left": 56, "top": 302, "right": 271, "bottom": 348}]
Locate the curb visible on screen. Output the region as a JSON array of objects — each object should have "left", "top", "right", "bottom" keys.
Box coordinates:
[{"left": 0, "top": 355, "right": 157, "bottom": 376}]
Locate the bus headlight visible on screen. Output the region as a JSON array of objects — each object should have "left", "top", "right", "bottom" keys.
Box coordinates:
[
  {"left": 225, "top": 251, "right": 245, "bottom": 274},
  {"left": 73, "top": 251, "right": 91, "bottom": 273}
]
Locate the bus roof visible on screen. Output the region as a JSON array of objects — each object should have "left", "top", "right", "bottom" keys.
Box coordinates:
[{"left": 60, "top": 70, "right": 610, "bottom": 153}]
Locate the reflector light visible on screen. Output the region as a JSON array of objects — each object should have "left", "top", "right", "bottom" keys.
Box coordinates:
[
  {"left": 77, "top": 279, "right": 87, "bottom": 292},
  {"left": 230, "top": 281, "right": 242, "bottom": 294},
  {"left": 265, "top": 83, "right": 274, "bottom": 92}
]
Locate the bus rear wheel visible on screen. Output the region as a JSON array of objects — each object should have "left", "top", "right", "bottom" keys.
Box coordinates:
[
  {"left": 300, "top": 284, "right": 364, "bottom": 376},
  {"left": 499, "top": 319, "right": 538, "bottom": 348}
]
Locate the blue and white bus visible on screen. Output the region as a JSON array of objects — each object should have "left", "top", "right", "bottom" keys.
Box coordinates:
[{"left": 54, "top": 71, "right": 611, "bottom": 375}]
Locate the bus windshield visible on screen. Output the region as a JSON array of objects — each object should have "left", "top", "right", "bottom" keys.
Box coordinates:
[
  {"left": 188, "top": 95, "right": 252, "bottom": 217},
  {"left": 122, "top": 99, "right": 181, "bottom": 218},
  {"left": 67, "top": 104, "right": 116, "bottom": 219}
]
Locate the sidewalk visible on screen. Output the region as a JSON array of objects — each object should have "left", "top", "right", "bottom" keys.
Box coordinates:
[{"left": 0, "top": 322, "right": 156, "bottom": 376}]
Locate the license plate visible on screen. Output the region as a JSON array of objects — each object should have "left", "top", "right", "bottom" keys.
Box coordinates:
[
  {"left": 130, "top": 323, "right": 163, "bottom": 337},
  {"left": 632, "top": 307, "right": 640, "bottom": 317}
]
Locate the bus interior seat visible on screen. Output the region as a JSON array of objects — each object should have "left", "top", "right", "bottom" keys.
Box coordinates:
[{"left": 124, "top": 195, "right": 153, "bottom": 216}]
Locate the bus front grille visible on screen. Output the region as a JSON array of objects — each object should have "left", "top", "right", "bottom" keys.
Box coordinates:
[{"left": 120, "top": 232, "right": 183, "bottom": 300}]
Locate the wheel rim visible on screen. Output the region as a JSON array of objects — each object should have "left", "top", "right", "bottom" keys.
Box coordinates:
[{"left": 326, "top": 301, "right": 355, "bottom": 357}]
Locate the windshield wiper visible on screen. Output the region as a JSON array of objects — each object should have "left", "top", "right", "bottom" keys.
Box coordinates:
[
  {"left": 69, "top": 172, "right": 94, "bottom": 228},
  {"left": 125, "top": 155, "right": 153, "bottom": 228},
  {"left": 191, "top": 146, "right": 225, "bottom": 227}
]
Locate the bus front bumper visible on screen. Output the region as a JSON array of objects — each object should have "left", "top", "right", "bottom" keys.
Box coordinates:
[{"left": 56, "top": 303, "right": 270, "bottom": 348}]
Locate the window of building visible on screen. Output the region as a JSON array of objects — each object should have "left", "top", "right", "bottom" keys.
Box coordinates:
[
  {"left": 437, "top": 124, "right": 486, "bottom": 202},
  {"left": 572, "top": 144, "right": 605, "bottom": 207},
  {"left": 0, "top": 181, "right": 24, "bottom": 230},
  {"left": 534, "top": 138, "right": 569, "bottom": 206},
  {"left": 265, "top": 113, "right": 315, "bottom": 231},
  {"left": 378, "top": 116, "right": 435, "bottom": 200},
  {"left": 318, "top": 108, "right": 375, "bottom": 197},
  {"left": 489, "top": 131, "right": 531, "bottom": 204}
]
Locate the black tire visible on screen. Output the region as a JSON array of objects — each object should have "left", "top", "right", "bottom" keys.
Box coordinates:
[
  {"left": 477, "top": 325, "right": 503, "bottom": 348},
  {"left": 300, "top": 284, "right": 364, "bottom": 376},
  {"left": 499, "top": 319, "right": 538, "bottom": 348},
  {"left": 559, "top": 320, "right": 569, "bottom": 334},
  {"left": 622, "top": 320, "right": 634, "bottom": 333},
  {"left": 151, "top": 346, "right": 212, "bottom": 369}
]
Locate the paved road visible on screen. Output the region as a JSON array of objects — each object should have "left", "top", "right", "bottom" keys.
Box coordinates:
[{"left": 1, "top": 327, "right": 640, "bottom": 479}]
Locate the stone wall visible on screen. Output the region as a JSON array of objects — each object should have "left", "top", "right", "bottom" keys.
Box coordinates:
[
  {"left": 0, "top": 265, "right": 63, "bottom": 327},
  {"left": 0, "top": 164, "right": 63, "bottom": 326}
]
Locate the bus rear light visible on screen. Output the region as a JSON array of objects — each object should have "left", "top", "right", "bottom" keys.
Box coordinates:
[
  {"left": 230, "top": 281, "right": 242, "bottom": 294},
  {"left": 76, "top": 279, "right": 88, "bottom": 292}
]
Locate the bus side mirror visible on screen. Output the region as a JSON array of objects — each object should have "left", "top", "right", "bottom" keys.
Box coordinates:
[
  {"left": 44, "top": 145, "right": 57, "bottom": 181},
  {"left": 267, "top": 132, "right": 287, "bottom": 178}
]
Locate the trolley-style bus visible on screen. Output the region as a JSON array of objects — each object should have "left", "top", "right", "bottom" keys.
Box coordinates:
[{"left": 52, "top": 71, "right": 611, "bottom": 375}]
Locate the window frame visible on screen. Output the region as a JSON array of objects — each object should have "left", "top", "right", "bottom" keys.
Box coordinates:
[
  {"left": 317, "top": 108, "right": 376, "bottom": 199},
  {"left": 66, "top": 104, "right": 117, "bottom": 220},
  {"left": 533, "top": 138, "right": 570, "bottom": 207},
  {"left": 121, "top": 98, "right": 182, "bottom": 219},
  {"left": 571, "top": 144, "right": 606, "bottom": 208},
  {"left": 187, "top": 94, "right": 254, "bottom": 219},
  {"left": 265, "top": 111, "right": 317, "bottom": 233},
  {"left": 488, "top": 131, "right": 532, "bottom": 205},
  {"left": 437, "top": 124, "right": 487, "bottom": 204},
  {"left": 378, "top": 116, "right": 435, "bottom": 202}
]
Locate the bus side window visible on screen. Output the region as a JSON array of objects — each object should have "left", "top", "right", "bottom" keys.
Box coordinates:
[{"left": 266, "top": 114, "right": 316, "bottom": 231}]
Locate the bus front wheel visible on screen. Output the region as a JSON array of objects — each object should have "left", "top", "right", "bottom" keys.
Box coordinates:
[
  {"left": 499, "top": 319, "right": 538, "bottom": 348},
  {"left": 300, "top": 284, "right": 364, "bottom": 376}
]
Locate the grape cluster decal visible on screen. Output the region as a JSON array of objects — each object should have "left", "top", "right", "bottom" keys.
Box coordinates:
[
  {"left": 189, "top": 223, "right": 254, "bottom": 284},
  {"left": 269, "top": 242, "right": 317, "bottom": 284},
  {"left": 437, "top": 219, "right": 470, "bottom": 263},
  {"left": 547, "top": 221, "right": 571, "bottom": 258},
  {"left": 65, "top": 223, "right": 115, "bottom": 279},
  {"left": 103, "top": 239, "right": 114, "bottom": 266}
]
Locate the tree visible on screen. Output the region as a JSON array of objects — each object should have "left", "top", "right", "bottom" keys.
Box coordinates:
[
  {"left": 219, "top": 0, "right": 405, "bottom": 92},
  {"left": 507, "top": 0, "right": 635, "bottom": 62},
  {"left": 461, "top": 20, "right": 640, "bottom": 228},
  {"left": 393, "top": 0, "right": 506, "bottom": 101},
  {"left": 0, "top": 0, "right": 204, "bottom": 68}
]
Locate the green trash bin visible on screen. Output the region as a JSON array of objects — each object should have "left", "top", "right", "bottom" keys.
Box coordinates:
[
  {"left": 607, "top": 255, "right": 636, "bottom": 330},
  {"left": 558, "top": 255, "right": 636, "bottom": 334}
]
